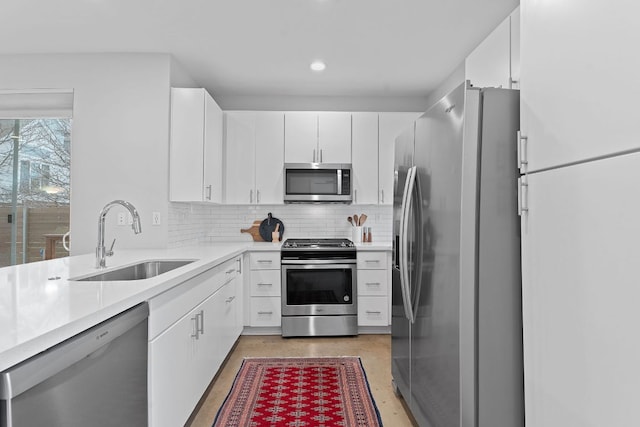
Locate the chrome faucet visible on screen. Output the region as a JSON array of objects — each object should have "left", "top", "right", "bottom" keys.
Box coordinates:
[{"left": 96, "top": 200, "right": 142, "bottom": 268}]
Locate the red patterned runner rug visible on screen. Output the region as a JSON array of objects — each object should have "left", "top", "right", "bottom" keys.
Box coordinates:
[{"left": 213, "top": 357, "right": 383, "bottom": 426}]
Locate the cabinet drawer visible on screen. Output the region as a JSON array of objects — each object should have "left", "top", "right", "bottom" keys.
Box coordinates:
[
  {"left": 250, "top": 252, "right": 281, "bottom": 270},
  {"left": 357, "top": 251, "right": 388, "bottom": 270},
  {"left": 358, "top": 296, "right": 389, "bottom": 326},
  {"left": 249, "top": 297, "right": 282, "bottom": 327},
  {"left": 250, "top": 270, "right": 281, "bottom": 296},
  {"left": 357, "top": 270, "right": 388, "bottom": 296}
]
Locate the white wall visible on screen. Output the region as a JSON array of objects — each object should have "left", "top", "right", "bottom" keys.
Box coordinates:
[{"left": 0, "top": 54, "right": 174, "bottom": 255}]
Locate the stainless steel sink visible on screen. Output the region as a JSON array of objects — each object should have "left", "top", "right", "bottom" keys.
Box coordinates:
[{"left": 74, "top": 260, "right": 196, "bottom": 281}]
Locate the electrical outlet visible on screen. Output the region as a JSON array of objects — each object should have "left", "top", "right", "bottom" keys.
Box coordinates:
[
  {"left": 117, "top": 212, "right": 126, "bottom": 226},
  {"left": 152, "top": 212, "right": 161, "bottom": 226}
]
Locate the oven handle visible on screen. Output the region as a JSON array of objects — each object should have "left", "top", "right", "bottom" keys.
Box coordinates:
[{"left": 281, "top": 259, "right": 357, "bottom": 265}]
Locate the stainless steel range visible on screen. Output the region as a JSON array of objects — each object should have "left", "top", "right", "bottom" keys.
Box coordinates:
[{"left": 281, "top": 238, "right": 357, "bottom": 337}]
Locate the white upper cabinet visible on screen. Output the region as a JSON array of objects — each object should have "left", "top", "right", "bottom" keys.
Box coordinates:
[
  {"left": 351, "top": 113, "right": 379, "bottom": 204},
  {"left": 378, "top": 113, "right": 420, "bottom": 205},
  {"left": 254, "top": 113, "right": 285, "bottom": 204},
  {"left": 224, "top": 112, "right": 255, "bottom": 204},
  {"left": 224, "top": 111, "right": 284, "bottom": 204},
  {"left": 317, "top": 112, "right": 352, "bottom": 163},
  {"left": 520, "top": 0, "right": 640, "bottom": 172},
  {"left": 352, "top": 112, "right": 420, "bottom": 205},
  {"left": 284, "top": 112, "right": 351, "bottom": 163},
  {"left": 170, "top": 88, "right": 223, "bottom": 203},
  {"left": 465, "top": 7, "right": 520, "bottom": 90},
  {"left": 283, "top": 112, "right": 317, "bottom": 163}
]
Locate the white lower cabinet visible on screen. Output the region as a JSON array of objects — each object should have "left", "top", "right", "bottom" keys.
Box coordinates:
[
  {"left": 247, "top": 251, "right": 281, "bottom": 328},
  {"left": 148, "top": 256, "right": 242, "bottom": 427},
  {"left": 357, "top": 251, "right": 391, "bottom": 327}
]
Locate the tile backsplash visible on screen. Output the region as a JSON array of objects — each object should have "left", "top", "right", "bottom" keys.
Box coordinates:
[{"left": 168, "top": 203, "right": 392, "bottom": 247}]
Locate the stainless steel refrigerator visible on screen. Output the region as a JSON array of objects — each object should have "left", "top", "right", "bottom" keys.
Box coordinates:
[{"left": 391, "top": 82, "right": 524, "bottom": 427}]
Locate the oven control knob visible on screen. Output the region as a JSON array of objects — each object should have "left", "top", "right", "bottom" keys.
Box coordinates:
[{"left": 344, "top": 295, "right": 350, "bottom": 302}]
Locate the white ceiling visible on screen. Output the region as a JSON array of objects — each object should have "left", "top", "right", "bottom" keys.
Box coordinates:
[{"left": 1, "top": 0, "right": 519, "bottom": 108}]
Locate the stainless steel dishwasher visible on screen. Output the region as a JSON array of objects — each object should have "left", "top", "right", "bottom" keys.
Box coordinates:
[{"left": 0, "top": 303, "right": 149, "bottom": 427}]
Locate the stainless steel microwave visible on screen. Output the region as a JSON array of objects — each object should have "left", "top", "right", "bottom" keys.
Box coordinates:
[{"left": 284, "top": 163, "right": 352, "bottom": 203}]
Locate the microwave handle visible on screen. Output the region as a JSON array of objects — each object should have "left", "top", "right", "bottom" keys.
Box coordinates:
[{"left": 337, "top": 169, "right": 342, "bottom": 195}]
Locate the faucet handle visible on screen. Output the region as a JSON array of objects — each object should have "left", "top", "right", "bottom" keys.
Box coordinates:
[{"left": 107, "top": 238, "right": 116, "bottom": 257}]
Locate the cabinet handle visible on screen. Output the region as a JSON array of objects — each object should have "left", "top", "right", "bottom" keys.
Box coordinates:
[
  {"left": 257, "top": 283, "right": 273, "bottom": 286},
  {"left": 366, "top": 282, "right": 381, "bottom": 286},
  {"left": 354, "top": 189, "right": 357, "bottom": 204},
  {"left": 365, "top": 260, "right": 380, "bottom": 264},
  {"left": 206, "top": 185, "right": 212, "bottom": 201},
  {"left": 237, "top": 258, "right": 242, "bottom": 274},
  {"left": 381, "top": 189, "right": 385, "bottom": 204},
  {"left": 226, "top": 296, "right": 236, "bottom": 303},
  {"left": 366, "top": 310, "right": 382, "bottom": 314},
  {"left": 257, "top": 311, "right": 273, "bottom": 315},
  {"left": 313, "top": 149, "right": 316, "bottom": 163},
  {"left": 191, "top": 315, "right": 199, "bottom": 339},
  {"left": 257, "top": 190, "right": 260, "bottom": 204},
  {"left": 257, "top": 259, "right": 272, "bottom": 264},
  {"left": 320, "top": 149, "right": 323, "bottom": 163},
  {"left": 250, "top": 189, "right": 253, "bottom": 204},
  {"left": 198, "top": 310, "right": 204, "bottom": 335}
]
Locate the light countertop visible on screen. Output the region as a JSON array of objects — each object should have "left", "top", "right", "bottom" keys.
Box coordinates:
[
  {"left": 0, "top": 243, "right": 256, "bottom": 371},
  {"left": 0, "top": 240, "right": 391, "bottom": 371}
]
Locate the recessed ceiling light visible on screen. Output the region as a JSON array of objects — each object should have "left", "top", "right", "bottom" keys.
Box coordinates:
[{"left": 310, "top": 61, "right": 326, "bottom": 72}]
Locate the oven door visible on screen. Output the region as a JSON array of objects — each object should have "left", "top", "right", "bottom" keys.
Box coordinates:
[{"left": 281, "top": 261, "right": 357, "bottom": 316}]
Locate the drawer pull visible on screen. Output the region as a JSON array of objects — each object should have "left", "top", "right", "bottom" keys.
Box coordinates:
[
  {"left": 365, "top": 260, "right": 380, "bottom": 263},
  {"left": 257, "top": 311, "right": 273, "bottom": 315},
  {"left": 365, "top": 282, "right": 381, "bottom": 286},
  {"left": 366, "top": 310, "right": 382, "bottom": 314},
  {"left": 257, "top": 283, "right": 273, "bottom": 286},
  {"left": 257, "top": 260, "right": 273, "bottom": 263}
]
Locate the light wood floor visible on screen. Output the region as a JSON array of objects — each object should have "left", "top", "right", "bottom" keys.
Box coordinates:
[{"left": 188, "top": 334, "right": 416, "bottom": 427}]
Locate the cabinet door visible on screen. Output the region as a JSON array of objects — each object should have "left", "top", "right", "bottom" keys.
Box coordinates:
[
  {"left": 254, "top": 112, "right": 285, "bottom": 204},
  {"left": 149, "top": 307, "right": 199, "bottom": 427},
  {"left": 521, "top": 0, "right": 640, "bottom": 171},
  {"left": 219, "top": 280, "right": 240, "bottom": 356},
  {"left": 465, "top": 14, "right": 511, "bottom": 89},
  {"left": 351, "top": 113, "right": 379, "bottom": 204},
  {"left": 521, "top": 153, "right": 640, "bottom": 427},
  {"left": 169, "top": 88, "right": 205, "bottom": 202},
  {"left": 224, "top": 112, "right": 256, "bottom": 204},
  {"left": 378, "top": 113, "right": 419, "bottom": 205},
  {"left": 318, "top": 112, "right": 352, "bottom": 163},
  {"left": 510, "top": 7, "right": 520, "bottom": 88},
  {"left": 204, "top": 94, "right": 223, "bottom": 203},
  {"left": 284, "top": 112, "right": 317, "bottom": 163}
]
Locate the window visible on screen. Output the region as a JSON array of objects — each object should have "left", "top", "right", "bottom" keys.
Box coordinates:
[{"left": 0, "top": 118, "right": 72, "bottom": 266}]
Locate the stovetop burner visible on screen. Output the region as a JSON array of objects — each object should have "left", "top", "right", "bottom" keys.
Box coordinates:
[{"left": 282, "top": 238, "right": 355, "bottom": 249}]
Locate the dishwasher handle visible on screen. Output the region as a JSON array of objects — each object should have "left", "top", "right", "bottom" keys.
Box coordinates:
[{"left": 0, "top": 303, "right": 148, "bottom": 399}]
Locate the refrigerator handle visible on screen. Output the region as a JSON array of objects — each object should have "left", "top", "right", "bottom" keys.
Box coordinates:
[{"left": 400, "top": 166, "right": 417, "bottom": 323}]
